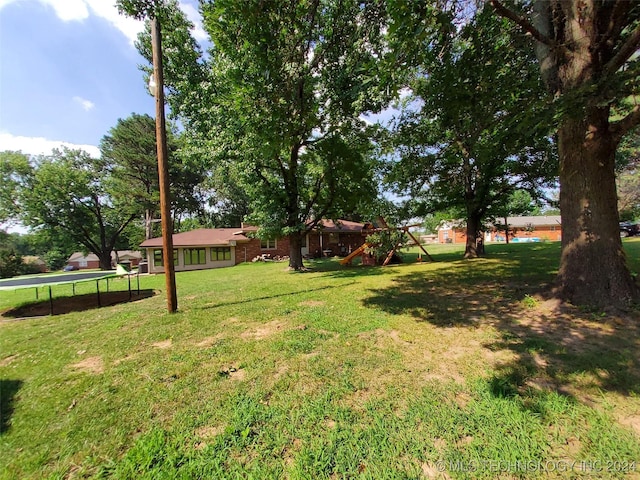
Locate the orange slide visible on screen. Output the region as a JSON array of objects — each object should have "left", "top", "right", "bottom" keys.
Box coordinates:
[{"left": 339, "top": 243, "right": 370, "bottom": 265}]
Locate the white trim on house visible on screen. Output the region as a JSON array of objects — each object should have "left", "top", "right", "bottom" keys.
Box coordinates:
[{"left": 146, "top": 245, "right": 237, "bottom": 274}]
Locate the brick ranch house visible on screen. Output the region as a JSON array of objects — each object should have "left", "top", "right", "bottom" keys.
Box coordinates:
[
  {"left": 140, "top": 219, "right": 369, "bottom": 274},
  {"left": 437, "top": 215, "right": 562, "bottom": 244},
  {"left": 67, "top": 250, "right": 143, "bottom": 270}
]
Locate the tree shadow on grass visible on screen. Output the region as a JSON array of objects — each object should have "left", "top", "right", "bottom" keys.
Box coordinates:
[
  {"left": 361, "top": 259, "right": 640, "bottom": 399},
  {"left": 0, "top": 379, "right": 22, "bottom": 434},
  {"left": 0, "top": 290, "right": 156, "bottom": 319},
  {"left": 198, "top": 282, "right": 355, "bottom": 310}
]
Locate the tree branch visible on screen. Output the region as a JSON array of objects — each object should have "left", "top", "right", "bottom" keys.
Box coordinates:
[
  {"left": 602, "top": 23, "right": 640, "bottom": 80},
  {"left": 611, "top": 105, "right": 640, "bottom": 144},
  {"left": 602, "top": 1, "right": 632, "bottom": 46},
  {"left": 489, "top": 0, "right": 555, "bottom": 47},
  {"left": 301, "top": 174, "right": 325, "bottom": 220}
]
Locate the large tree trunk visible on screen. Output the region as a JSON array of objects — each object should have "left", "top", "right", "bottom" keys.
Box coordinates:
[
  {"left": 503, "top": 216, "right": 510, "bottom": 244},
  {"left": 464, "top": 214, "right": 483, "bottom": 259},
  {"left": 491, "top": 0, "right": 640, "bottom": 308},
  {"left": 288, "top": 233, "right": 304, "bottom": 270},
  {"left": 555, "top": 110, "right": 638, "bottom": 307},
  {"left": 98, "top": 251, "right": 113, "bottom": 271}
]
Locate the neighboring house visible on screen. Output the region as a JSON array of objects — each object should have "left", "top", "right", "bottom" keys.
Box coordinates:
[
  {"left": 490, "top": 215, "right": 562, "bottom": 242},
  {"left": 22, "top": 255, "right": 47, "bottom": 273},
  {"left": 437, "top": 216, "right": 562, "bottom": 244},
  {"left": 113, "top": 250, "right": 144, "bottom": 269},
  {"left": 140, "top": 219, "right": 370, "bottom": 274},
  {"left": 437, "top": 221, "right": 467, "bottom": 244},
  {"left": 66, "top": 250, "right": 143, "bottom": 270}
]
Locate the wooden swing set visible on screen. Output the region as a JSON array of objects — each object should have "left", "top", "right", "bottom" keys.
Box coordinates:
[{"left": 340, "top": 217, "right": 434, "bottom": 266}]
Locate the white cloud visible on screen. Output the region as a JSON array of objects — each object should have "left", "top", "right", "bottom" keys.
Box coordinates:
[
  {"left": 179, "top": 1, "right": 208, "bottom": 42},
  {"left": 0, "top": 0, "right": 144, "bottom": 45},
  {"left": 0, "top": 131, "right": 100, "bottom": 158},
  {"left": 1, "top": 0, "right": 207, "bottom": 46},
  {"left": 0, "top": 0, "right": 89, "bottom": 21},
  {"left": 84, "top": 0, "right": 144, "bottom": 45},
  {"left": 73, "top": 96, "right": 95, "bottom": 111}
]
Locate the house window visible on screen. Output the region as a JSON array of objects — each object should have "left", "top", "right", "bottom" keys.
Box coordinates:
[
  {"left": 211, "top": 247, "right": 231, "bottom": 261},
  {"left": 79, "top": 260, "right": 88, "bottom": 268},
  {"left": 153, "top": 249, "right": 178, "bottom": 266},
  {"left": 261, "top": 238, "right": 277, "bottom": 250},
  {"left": 300, "top": 235, "right": 307, "bottom": 248},
  {"left": 443, "top": 231, "right": 449, "bottom": 240},
  {"left": 184, "top": 248, "right": 207, "bottom": 265}
]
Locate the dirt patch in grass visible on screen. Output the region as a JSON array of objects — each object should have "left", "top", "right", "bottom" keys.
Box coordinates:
[
  {"left": 240, "top": 320, "right": 288, "bottom": 340},
  {"left": 113, "top": 353, "right": 139, "bottom": 366},
  {"left": 151, "top": 339, "right": 172, "bottom": 349},
  {"left": 194, "top": 425, "right": 226, "bottom": 450},
  {"left": 618, "top": 414, "right": 640, "bottom": 436},
  {"left": 195, "top": 425, "right": 225, "bottom": 438},
  {"left": 1, "top": 290, "right": 156, "bottom": 318},
  {"left": 70, "top": 356, "right": 104, "bottom": 374},
  {"left": 195, "top": 334, "right": 225, "bottom": 348},
  {"left": 229, "top": 368, "right": 246, "bottom": 381}
]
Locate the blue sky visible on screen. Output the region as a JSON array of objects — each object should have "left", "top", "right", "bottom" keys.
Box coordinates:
[{"left": 0, "top": 0, "right": 206, "bottom": 157}]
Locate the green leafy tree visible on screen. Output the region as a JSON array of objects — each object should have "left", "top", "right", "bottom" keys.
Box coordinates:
[
  {"left": 5, "top": 149, "right": 137, "bottom": 270},
  {"left": 100, "top": 113, "right": 209, "bottom": 240},
  {"left": 387, "top": 7, "right": 556, "bottom": 258},
  {"left": 42, "top": 249, "right": 68, "bottom": 271},
  {"left": 364, "top": 228, "right": 407, "bottom": 265},
  {"left": 100, "top": 113, "right": 162, "bottom": 240},
  {"left": 490, "top": 1, "right": 640, "bottom": 307},
  {"left": 0, "top": 151, "right": 31, "bottom": 223},
  {"left": 0, "top": 249, "right": 22, "bottom": 278},
  {"left": 203, "top": 161, "right": 252, "bottom": 228},
  {"left": 119, "top": 0, "right": 385, "bottom": 269}
]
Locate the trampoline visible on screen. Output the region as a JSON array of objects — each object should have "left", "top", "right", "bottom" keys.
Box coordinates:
[{"left": 0, "top": 266, "right": 140, "bottom": 315}]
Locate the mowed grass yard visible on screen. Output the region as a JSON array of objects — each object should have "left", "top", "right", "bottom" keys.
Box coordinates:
[{"left": 1, "top": 241, "right": 640, "bottom": 479}]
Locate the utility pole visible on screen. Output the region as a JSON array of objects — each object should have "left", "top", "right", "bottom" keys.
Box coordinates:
[{"left": 150, "top": 15, "right": 178, "bottom": 313}]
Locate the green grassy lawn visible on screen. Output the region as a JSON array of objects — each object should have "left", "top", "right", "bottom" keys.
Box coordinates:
[{"left": 1, "top": 241, "right": 640, "bottom": 479}]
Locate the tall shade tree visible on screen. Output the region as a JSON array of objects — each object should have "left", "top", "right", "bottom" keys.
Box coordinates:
[
  {"left": 0, "top": 151, "right": 31, "bottom": 223},
  {"left": 387, "top": 7, "right": 556, "bottom": 258},
  {"left": 4, "top": 149, "right": 137, "bottom": 270},
  {"left": 100, "top": 113, "right": 161, "bottom": 240},
  {"left": 490, "top": 0, "right": 640, "bottom": 307},
  {"left": 100, "top": 113, "right": 208, "bottom": 240},
  {"left": 120, "top": 0, "right": 386, "bottom": 269}
]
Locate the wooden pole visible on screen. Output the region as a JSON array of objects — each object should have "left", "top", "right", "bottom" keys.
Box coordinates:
[
  {"left": 405, "top": 229, "right": 434, "bottom": 262},
  {"left": 151, "top": 16, "right": 178, "bottom": 313}
]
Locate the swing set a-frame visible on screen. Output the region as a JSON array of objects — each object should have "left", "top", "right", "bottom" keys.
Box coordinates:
[{"left": 340, "top": 217, "right": 434, "bottom": 266}]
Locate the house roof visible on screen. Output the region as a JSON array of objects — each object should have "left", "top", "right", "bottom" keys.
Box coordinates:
[
  {"left": 493, "top": 215, "right": 561, "bottom": 227},
  {"left": 68, "top": 250, "right": 143, "bottom": 262},
  {"left": 22, "top": 255, "right": 45, "bottom": 265},
  {"left": 116, "top": 250, "right": 143, "bottom": 260},
  {"left": 140, "top": 228, "right": 251, "bottom": 248},
  {"left": 438, "top": 216, "right": 562, "bottom": 230},
  {"left": 314, "top": 219, "right": 367, "bottom": 233},
  {"left": 239, "top": 219, "right": 368, "bottom": 235}
]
